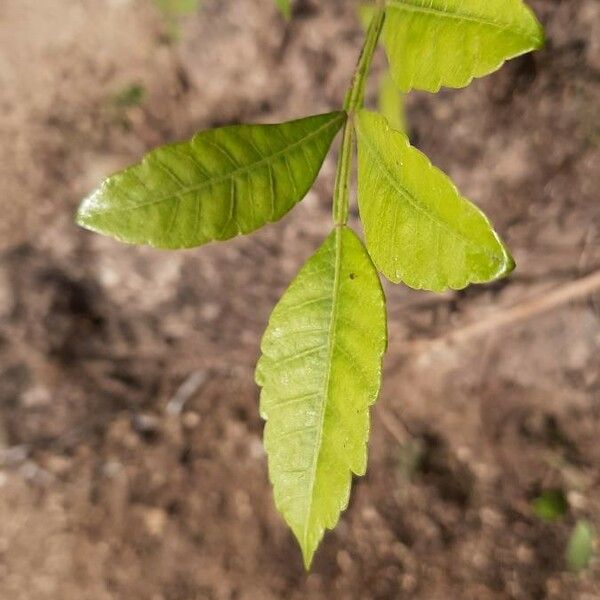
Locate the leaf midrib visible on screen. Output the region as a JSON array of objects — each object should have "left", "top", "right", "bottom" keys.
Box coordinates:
[
  {"left": 302, "top": 227, "right": 343, "bottom": 559},
  {"left": 385, "top": 0, "right": 540, "bottom": 45},
  {"left": 357, "top": 124, "right": 505, "bottom": 265},
  {"left": 100, "top": 114, "right": 345, "bottom": 214}
]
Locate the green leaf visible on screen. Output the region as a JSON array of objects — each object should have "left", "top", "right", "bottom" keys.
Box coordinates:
[
  {"left": 275, "top": 0, "right": 292, "bottom": 20},
  {"left": 378, "top": 71, "right": 405, "bottom": 133},
  {"left": 567, "top": 520, "right": 595, "bottom": 572},
  {"left": 532, "top": 490, "right": 568, "bottom": 522},
  {"left": 358, "top": 4, "right": 376, "bottom": 30},
  {"left": 382, "top": 0, "right": 545, "bottom": 92},
  {"left": 256, "top": 227, "right": 387, "bottom": 568},
  {"left": 356, "top": 110, "right": 514, "bottom": 291},
  {"left": 77, "top": 112, "right": 345, "bottom": 249}
]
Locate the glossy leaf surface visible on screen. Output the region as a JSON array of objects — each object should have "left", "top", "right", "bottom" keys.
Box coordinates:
[
  {"left": 356, "top": 111, "right": 514, "bottom": 291},
  {"left": 383, "top": 0, "right": 544, "bottom": 92},
  {"left": 77, "top": 112, "right": 345, "bottom": 248},
  {"left": 256, "top": 227, "right": 387, "bottom": 568}
]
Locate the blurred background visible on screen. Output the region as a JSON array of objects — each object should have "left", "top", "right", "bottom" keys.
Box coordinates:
[{"left": 0, "top": 0, "right": 599, "bottom": 598}]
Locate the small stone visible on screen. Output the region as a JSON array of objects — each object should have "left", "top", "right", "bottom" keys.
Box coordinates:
[
  {"left": 200, "top": 303, "right": 220, "bottom": 322},
  {"left": 361, "top": 506, "right": 379, "bottom": 523},
  {"left": 143, "top": 508, "right": 167, "bottom": 536},
  {"left": 45, "top": 455, "right": 72, "bottom": 476},
  {"left": 401, "top": 574, "right": 417, "bottom": 592},
  {"left": 182, "top": 411, "right": 201, "bottom": 429},
  {"left": 132, "top": 414, "right": 161, "bottom": 442},
  {"left": 517, "top": 544, "right": 534, "bottom": 564},
  {"left": 102, "top": 460, "right": 122, "bottom": 478},
  {"left": 336, "top": 550, "right": 353, "bottom": 573},
  {"left": 21, "top": 385, "right": 51, "bottom": 408},
  {"left": 567, "top": 491, "right": 587, "bottom": 510}
]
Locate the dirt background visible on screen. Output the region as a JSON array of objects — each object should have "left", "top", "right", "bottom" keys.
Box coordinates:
[{"left": 1, "top": 0, "right": 599, "bottom": 598}]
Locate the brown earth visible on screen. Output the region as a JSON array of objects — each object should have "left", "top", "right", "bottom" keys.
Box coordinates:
[{"left": 0, "top": 0, "right": 599, "bottom": 598}]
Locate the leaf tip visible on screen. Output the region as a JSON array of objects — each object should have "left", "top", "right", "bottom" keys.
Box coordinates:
[
  {"left": 290, "top": 517, "right": 321, "bottom": 571},
  {"left": 75, "top": 189, "right": 100, "bottom": 231},
  {"left": 534, "top": 27, "right": 546, "bottom": 51},
  {"left": 301, "top": 545, "right": 315, "bottom": 571},
  {"left": 526, "top": 4, "right": 546, "bottom": 50},
  {"left": 505, "top": 253, "right": 517, "bottom": 277},
  {"left": 499, "top": 244, "right": 517, "bottom": 279}
]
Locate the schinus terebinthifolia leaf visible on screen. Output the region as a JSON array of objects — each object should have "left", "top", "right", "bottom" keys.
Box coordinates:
[
  {"left": 256, "top": 227, "right": 387, "bottom": 567},
  {"left": 383, "top": 0, "right": 544, "bottom": 92},
  {"left": 356, "top": 110, "right": 514, "bottom": 291},
  {"left": 77, "top": 112, "right": 346, "bottom": 248}
]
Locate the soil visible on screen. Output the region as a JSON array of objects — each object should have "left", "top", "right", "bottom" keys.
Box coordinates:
[{"left": 0, "top": 0, "right": 599, "bottom": 598}]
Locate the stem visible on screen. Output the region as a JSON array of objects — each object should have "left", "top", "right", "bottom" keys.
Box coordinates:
[{"left": 332, "top": 3, "right": 386, "bottom": 226}]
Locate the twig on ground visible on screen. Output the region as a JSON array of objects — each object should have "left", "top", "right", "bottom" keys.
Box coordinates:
[
  {"left": 166, "top": 370, "right": 207, "bottom": 416},
  {"left": 402, "top": 269, "right": 600, "bottom": 356}
]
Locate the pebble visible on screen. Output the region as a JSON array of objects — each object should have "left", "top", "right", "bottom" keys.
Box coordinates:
[
  {"left": 182, "top": 411, "right": 201, "bottom": 429},
  {"left": 143, "top": 507, "right": 168, "bottom": 537}
]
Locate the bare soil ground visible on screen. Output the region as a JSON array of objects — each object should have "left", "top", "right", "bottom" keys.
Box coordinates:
[{"left": 0, "top": 1, "right": 599, "bottom": 598}]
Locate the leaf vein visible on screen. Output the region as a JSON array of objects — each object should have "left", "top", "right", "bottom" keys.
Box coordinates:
[{"left": 101, "top": 115, "right": 344, "bottom": 214}]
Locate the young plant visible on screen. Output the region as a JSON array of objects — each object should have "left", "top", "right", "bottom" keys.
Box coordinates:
[{"left": 77, "top": 0, "right": 544, "bottom": 568}]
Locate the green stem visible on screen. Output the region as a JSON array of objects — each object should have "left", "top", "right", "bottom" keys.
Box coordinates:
[{"left": 332, "top": 3, "right": 386, "bottom": 226}]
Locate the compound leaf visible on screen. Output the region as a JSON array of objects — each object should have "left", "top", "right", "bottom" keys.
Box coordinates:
[
  {"left": 356, "top": 110, "right": 514, "bottom": 291},
  {"left": 256, "top": 227, "right": 387, "bottom": 568},
  {"left": 77, "top": 112, "right": 345, "bottom": 249},
  {"left": 383, "top": 0, "right": 545, "bottom": 92}
]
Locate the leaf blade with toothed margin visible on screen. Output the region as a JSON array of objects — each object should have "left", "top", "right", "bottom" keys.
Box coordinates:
[
  {"left": 256, "top": 227, "right": 387, "bottom": 568},
  {"left": 76, "top": 112, "right": 346, "bottom": 249},
  {"left": 356, "top": 110, "right": 515, "bottom": 291},
  {"left": 383, "top": 0, "right": 544, "bottom": 92},
  {"left": 378, "top": 71, "right": 406, "bottom": 133}
]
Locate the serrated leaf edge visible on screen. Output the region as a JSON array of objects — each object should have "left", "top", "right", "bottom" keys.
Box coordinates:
[
  {"left": 356, "top": 110, "right": 515, "bottom": 291},
  {"left": 384, "top": 0, "right": 545, "bottom": 93}
]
